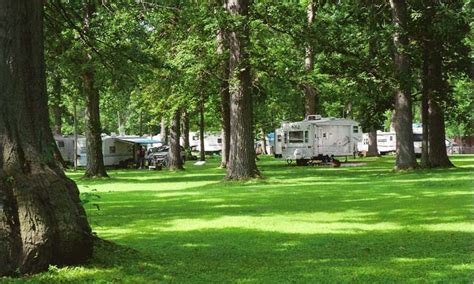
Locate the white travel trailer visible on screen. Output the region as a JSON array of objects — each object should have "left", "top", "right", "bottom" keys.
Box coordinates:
[
  {"left": 277, "top": 115, "right": 362, "bottom": 165},
  {"left": 188, "top": 132, "right": 222, "bottom": 154},
  {"left": 274, "top": 128, "right": 284, "bottom": 158},
  {"left": 54, "top": 135, "right": 80, "bottom": 164},
  {"left": 357, "top": 127, "right": 423, "bottom": 155},
  {"left": 76, "top": 135, "right": 160, "bottom": 167}
]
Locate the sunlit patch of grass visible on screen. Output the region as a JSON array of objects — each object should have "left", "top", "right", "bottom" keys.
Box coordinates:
[{"left": 3, "top": 155, "right": 473, "bottom": 283}]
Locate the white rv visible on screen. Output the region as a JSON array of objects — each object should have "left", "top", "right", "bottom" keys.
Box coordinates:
[
  {"left": 277, "top": 115, "right": 362, "bottom": 165},
  {"left": 75, "top": 135, "right": 160, "bottom": 167},
  {"left": 274, "top": 128, "right": 284, "bottom": 158},
  {"left": 54, "top": 135, "right": 80, "bottom": 164},
  {"left": 357, "top": 127, "right": 423, "bottom": 155},
  {"left": 188, "top": 132, "right": 222, "bottom": 154}
]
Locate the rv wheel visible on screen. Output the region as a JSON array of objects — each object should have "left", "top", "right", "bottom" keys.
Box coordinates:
[{"left": 286, "top": 159, "right": 293, "bottom": 165}]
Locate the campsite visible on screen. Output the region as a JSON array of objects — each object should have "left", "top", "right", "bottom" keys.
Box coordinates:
[{"left": 0, "top": 1, "right": 472, "bottom": 283}]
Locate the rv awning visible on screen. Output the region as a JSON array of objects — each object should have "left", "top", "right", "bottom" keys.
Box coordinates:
[{"left": 116, "top": 138, "right": 163, "bottom": 145}]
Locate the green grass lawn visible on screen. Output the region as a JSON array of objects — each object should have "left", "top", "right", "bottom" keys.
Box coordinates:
[{"left": 4, "top": 155, "right": 474, "bottom": 283}]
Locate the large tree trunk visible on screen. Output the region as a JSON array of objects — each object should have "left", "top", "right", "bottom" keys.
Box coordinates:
[
  {"left": 225, "top": 0, "right": 259, "bottom": 180},
  {"left": 199, "top": 101, "right": 206, "bottom": 161},
  {"left": 169, "top": 109, "right": 183, "bottom": 170},
  {"left": 389, "top": 0, "right": 418, "bottom": 170},
  {"left": 51, "top": 74, "right": 62, "bottom": 136},
  {"left": 217, "top": 26, "right": 231, "bottom": 168},
  {"left": 428, "top": 99, "right": 453, "bottom": 167},
  {"left": 0, "top": 1, "right": 92, "bottom": 276},
  {"left": 302, "top": 0, "right": 318, "bottom": 117},
  {"left": 421, "top": 2, "right": 454, "bottom": 168},
  {"left": 82, "top": 1, "right": 108, "bottom": 178},
  {"left": 367, "top": 128, "right": 379, "bottom": 157}
]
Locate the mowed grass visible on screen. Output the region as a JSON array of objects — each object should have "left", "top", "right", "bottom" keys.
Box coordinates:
[{"left": 4, "top": 155, "right": 474, "bottom": 283}]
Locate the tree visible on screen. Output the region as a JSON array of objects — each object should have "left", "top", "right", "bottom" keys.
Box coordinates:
[
  {"left": 81, "top": 0, "right": 108, "bottom": 178},
  {"left": 388, "top": 0, "right": 418, "bottom": 170},
  {"left": 217, "top": 16, "right": 231, "bottom": 168},
  {"left": 0, "top": 1, "right": 92, "bottom": 276},
  {"left": 302, "top": 0, "right": 318, "bottom": 116},
  {"left": 416, "top": 0, "right": 464, "bottom": 168},
  {"left": 169, "top": 109, "right": 184, "bottom": 170},
  {"left": 225, "top": 0, "right": 259, "bottom": 180}
]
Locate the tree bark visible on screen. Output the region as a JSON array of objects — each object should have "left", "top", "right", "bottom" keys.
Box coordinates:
[
  {"left": 169, "top": 109, "right": 183, "bottom": 170},
  {"left": 302, "top": 0, "right": 318, "bottom": 117},
  {"left": 217, "top": 26, "right": 231, "bottom": 168},
  {"left": 82, "top": 1, "right": 108, "bottom": 178},
  {"left": 428, "top": 98, "right": 453, "bottom": 167},
  {"left": 0, "top": 1, "right": 92, "bottom": 276},
  {"left": 389, "top": 0, "right": 418, "bottom": 170},
  {"left": 51, "top": 74, "right": 62, "bottom": 136},
  {"left": 367, "top": 128, "right": 379, "bottom": 157},
  {"left": 225, "top": 0, "right": 259, "bottom": 180},
  {"left": 199, "top": 100, "right": 206, "bottom": 161}
]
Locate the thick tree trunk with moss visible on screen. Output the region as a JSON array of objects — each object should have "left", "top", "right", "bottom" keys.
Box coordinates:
[
  {"left": 389, "top": 0, "right": 418, "bottom": 170},
  {"left": 225, "top": 0, "right": 259, "bottom": 180},
  {"left": 302, "top": 0, "right": 318, "bottom": 116},
  {"left": 169, "top": 109, "right": 183, "bottom": 170},
  {"left": 82, "top": 1, "right": 108, "bottom": 178},
  {"left": 0, "top": 1, "right": 93, "bottom": 276},
  {"left": 367, "top": 128, "right": 379, "bottom": 157},
  {"left": 217, "top": 27, "right": 231, "bottom": 168}
]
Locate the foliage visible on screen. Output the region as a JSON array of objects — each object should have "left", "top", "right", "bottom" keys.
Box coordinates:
[{"left": 43, "top": 1, "right": 471, "bottom": 137}]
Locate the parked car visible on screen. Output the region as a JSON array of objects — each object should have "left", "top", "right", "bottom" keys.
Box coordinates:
[{"left": 146, "top": 145, "right": 186, "bottom": 167}]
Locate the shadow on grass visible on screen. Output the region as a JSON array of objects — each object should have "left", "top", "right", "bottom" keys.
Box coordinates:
[{"left": 28, "top": 229, "right": 473, "bottom": 283}]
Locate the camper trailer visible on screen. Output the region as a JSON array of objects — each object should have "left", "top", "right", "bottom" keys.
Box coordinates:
[
  {"left": 277, "top": 115, "right": 362, "bottom": 165},
  {"left": 54, "top": 135, "right": 79, "bottom": 164},
  {"left": 188, "top": 132, "right": 222, "bottom": 154},
  {"left": 274, "top": 128, "right": 284, "bottom": 158},
  {"left": 357, "top": 126, "right": 423, "bottom": 155},
  {"left": 75, "top": 135, "right": 160, "bottom": 167}
]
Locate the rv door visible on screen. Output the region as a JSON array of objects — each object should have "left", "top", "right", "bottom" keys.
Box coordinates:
[{"left": 313, "top": 126, "right": 320, "bottom": 155}]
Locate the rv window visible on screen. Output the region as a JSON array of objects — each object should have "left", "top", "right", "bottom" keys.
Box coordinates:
[
  {"left": 322, "top": 133, "right": 327, "bottom": 139},
  {"left": 109, "top": 146, "right": 116, "bottom": 154},
  {"left": 217, "top": 138, "right": 222, "bottom": 144},
  {"left": 57, "top": 141, "right": 65, "bottom": 148},
  {"left": 192, "top": 136, "right": 199, "bottom": 141},
  {"left": 289, "top": 131, "right": 304, "bottom": 143},
  {"left": 277, "top": 135, "right": 282, "bottom": 142},
  {"left": 353, "top": 126, "right": 359, "bottom": 133},
  {"left": 304, "top": 131, "right": 309, "bottom": 143}
]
